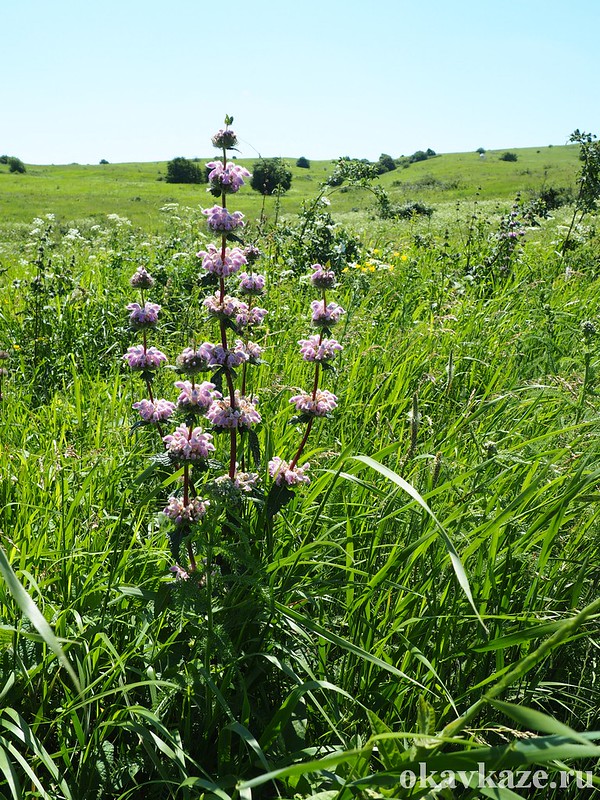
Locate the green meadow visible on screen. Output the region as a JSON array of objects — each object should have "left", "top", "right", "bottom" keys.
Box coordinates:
[
  {"left": 0, "top": 143, "right": 582, "bottom": 229},
  {"left": 0, "top": 138, "right": 599, "bottom": 798}
]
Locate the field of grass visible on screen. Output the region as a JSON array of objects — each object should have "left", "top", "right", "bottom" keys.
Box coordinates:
[
  {"left": 0, "top": 140, "right": 599, "bottom": 798},
  {"left": 0, "top": 143, "right": 582, "bottom": 230}
]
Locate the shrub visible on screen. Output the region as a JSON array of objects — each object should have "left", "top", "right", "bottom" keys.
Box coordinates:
[
  {"left": 250, "top": 157, "right": 292, "bottom": 195},
  {"left": 8, "top": 156, "right": 26, "bottom": 173},
  {"left": 396, "top": 200, "right": 433, "bottom": 218},
  {"left": 476, "top": 147, "right": 486, "bottom": 155},
  {"left": 535, "top": 185, "right": 573, "bottom": 211},
  {"left": 99, "top": 159, "right": 109, "bottom": 165},
  {"left": 296, "top": 156, "right": 310, "bottom": 168},
  {"left": 375, "top": 153, "right": 396, "bottom": 174},
  {"left": 499, "top": 152, "right": 518, "bottom": 162},
  {"left": 165, "top": 156, "right": 205, "bottom": 184},
  {"left": 0, "top": 155, "right": 8, "bottom": 164}
]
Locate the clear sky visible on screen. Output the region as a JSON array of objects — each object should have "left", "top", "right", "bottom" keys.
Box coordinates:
[{"left": 3, "top": 0, "right": 599, "bottom": 165}]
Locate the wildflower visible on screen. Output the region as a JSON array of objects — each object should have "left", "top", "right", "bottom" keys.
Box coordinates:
[
  {"left": 298, "top": 335, "right": 342, "bottom": 363},
  {"left": 311, "top": 300, "right": 345, "bottom": 327},
  {"left": 214, "top": 469, "right": 260, "bottom": 495},
  {"left": 127, "top": 301, "right": 161, "bottom": 328},
  {"left": 238, "top": 272, "right": 266, "bottom": 295},
  {"left": 197, "top": 243, "right": 247, "bottom": 276},
  {"left": 202, "top": 206, "right": 245, "bottom": 233},
  {"left": 235, "top": 339, "right": 263, "bottom": 364},
  {"left": 310, "top": 263, "right": 337, "bottom": 289},
  {"left": 163, "top": 423, "right": 215, "bottom": 462},
  {"left": 243, "top": 244, "right": 262, "bottom": 264},
  {"left": 268, "top": 456, "right": 311, "bottom": 486},
  {"left": 176, "top": 345, "right": 214, "bottom": 375},
  {"left": 204, "top": 291, "right": 243, "bottom": 321},
  {"left": 232, "top": 470, "right": 260, "bottom": 492},
  {"left": 206, "top": 161, "right": 251, "bottom": 194},
  {"left": 163, "top": 495, "right": 210, "bottom": 525},
  {"left": 132, "top": 398, "right": 176, "bottom": 423},
  {"left": 123, "top": 345, "right": 167, "bottom": 371},
  {"left": 174, "top": 380, "right": 222, "bottom": 412},
  {"left": 206, "top": 391, "right": 261, "bottom": 430},
  {"left": 211, "top": 128, "right": 238, "bottom": 150},
  {"left": 290, "top": 389, "right": 337, "bottom": 417},
  {"left": 169, "top": 564, "right": 190, "bottom": 581},
  {"left": 235, "top": 304, "right": 268, "bottom": 329},
  {"left": 581, "top": 320, "right": 597, "bottom": 337},
  {"left": 129, "top": 266, "right": 155, "bottom": 289},
  {"left": 204, "top": 342, "right": 249, "bottom": 369}
]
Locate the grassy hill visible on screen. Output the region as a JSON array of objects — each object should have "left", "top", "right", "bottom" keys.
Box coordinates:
[{"left": 0, "top": 144, "right": 582, "bottom": 231}]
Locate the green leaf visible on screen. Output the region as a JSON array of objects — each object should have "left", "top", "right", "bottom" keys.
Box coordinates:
[
  {"left": 0, "top": 547, "right": 81, "bottom": 694},
  {"left": 266, "top": 483, "right": 295, "bottom": 518},
  {"left": 351, "top": 454, "right": 487, "bottom": 630},
  {"left": 490, "top": 699, "right": 591, "bottom": 746}
]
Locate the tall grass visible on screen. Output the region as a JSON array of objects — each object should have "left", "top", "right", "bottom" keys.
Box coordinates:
[{"left": 0, "top": 195, "right": 599, "bottom": 798}]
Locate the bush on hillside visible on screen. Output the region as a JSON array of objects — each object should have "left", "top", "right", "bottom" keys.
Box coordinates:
[
  {"left": 296, "top": 156, "right": 310, "bottom": 168},
  {"left": 250, "top": 158, "right": 292, "bottom": 195},
  {"left": 165, "top": 156, "right": 205, "bottom": 184},
  {"left": 0, "top": 155, "right": 8, "bottom": 164},
  {"left": 8, "top": 156, "right": 26, "bottom": 173},
  {"left": 374, "top": 153, "right": 396, "bottom": 174},
  {"left": 499, "top": 152, "right": 518, "bottom": 162},
  {"left": 535, "top": 185, "right": 574, "bottom": 211}
]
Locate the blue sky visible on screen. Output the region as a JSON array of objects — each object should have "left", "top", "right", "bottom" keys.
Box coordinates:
[{"left": 3, "top": 0, "right": 599, "bottom": 164}]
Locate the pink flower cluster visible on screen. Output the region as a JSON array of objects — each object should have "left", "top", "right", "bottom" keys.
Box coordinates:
[
  {"left": 123, "top": 345, "right": 168, "bottom": 371},
  {"left": 237, "top": 339, "right": 263, "bottom": 364},
  {"left": 235, "top": 304, "right": 268, "bottom": 329},
  {"left": 211, "top": 128, "right": 238, "bottom": 150},
  {"left": 298, "top": 335, "right": 343, "bottom": 363},
  {"left": 310, "top": 263, "right": 337, "bottom": 289},
  {"left": 197, "top": 243, "right": 247, "bottom": 276},
  {"left": 175, "top": 380, "right": 221, "bottom": 412},
  {"left": 176, "top": 345, "right": 213, "bottom": 374},
  {"left": 311, "top": 300, "right": 345, "bottom": 328},
  {"left": 132, "top": 398, "right": 176, "bottom": 423},
  {"left": 268, "top": 457, "right": 311, "bottom": 486},
  {"left": 203, "top": 292, "right": 242, "bottom": 320},
  {"left": 163, "top": 423, "right": 215, "bottom": 461},
  {"left": 202, "top": 206, "right": 245, "bottom": 233},
  {"left": 205, "top": 391, "right": 261, "bottom": 430},
  {"left": 130, "top": 266, "right": 155, "bottom": 289},
  {"left": 215, "top": 469, "right": 260, "bottom": 494},
  {"left": 163, "top": 495, "right": 209, "bottom": 525},
  {"left": 206, "top": 161, "right": 251, "bottom": 194},
  {"left": 203, "top": 292, "right": 268, "bottom": 329},
  {"left": 127, "top": 301, "right": 161, "bottom": 328},
  {"left": 238, "top": 272, "right": 266, "bottom": 295},
  {"left": 289, "top": 389, "right": 337, "bottom": 417}
]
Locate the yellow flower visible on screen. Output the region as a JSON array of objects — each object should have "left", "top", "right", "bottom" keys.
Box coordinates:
[
  {"left": 13, "top": 344, "right": 21, "bottom": 351},
  {"left": 401, "top": 254, "right": 408, "bottom": 262},
  {"left": 392, "top": 251, "right": 400, "bottom": 257},
  {"left": 373, "top": 248, "right": 381, "bottom": 255}
]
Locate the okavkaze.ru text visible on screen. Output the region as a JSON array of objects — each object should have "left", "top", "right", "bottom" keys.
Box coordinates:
[{"left": 395, "top": 762, "right": 594, "bottom": 791}]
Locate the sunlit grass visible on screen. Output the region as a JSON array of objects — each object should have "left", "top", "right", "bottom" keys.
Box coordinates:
[{"left": 0, "top": 188, "right": 598, "bottom": 797}]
